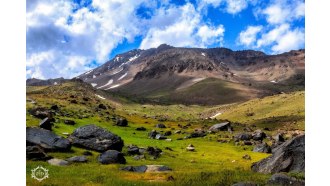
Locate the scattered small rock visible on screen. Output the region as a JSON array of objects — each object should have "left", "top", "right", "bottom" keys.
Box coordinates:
[
  {"left": 48, "top": 158, "right": 69, "bottom": 166},
  {"left": 136, "top": 127, "right": 146, "bottom": 131},
  {"left": 242, "top": 154, "right": 251, "bottom": 160},
  {"left": 267, "top": 173, "right": 305, "bottom": 186},
  {"left": 186, "top": 144, "right": 195, "bottom": 151},
  {"left": 39, "top": 117, "right": 53, "bottom": 130},
  {"left": 116, "top": 117, "right": 128, "bottom": 127},
  {"left": 66, "top": 156, "right": 88, "bottom": 163},
  {"left": 64, "top": 119, "right": 75, "bottom": 125},
  {"left": 155, "top": 123, "right": 166, "bottom": 128},
  {"left": 82, "top": 151, "right": 93, "bottom": 156}
]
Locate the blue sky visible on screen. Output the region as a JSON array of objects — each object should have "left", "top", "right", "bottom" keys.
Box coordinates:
[{"left": 26, "top": 0, "right": 305, "bottom": 79}]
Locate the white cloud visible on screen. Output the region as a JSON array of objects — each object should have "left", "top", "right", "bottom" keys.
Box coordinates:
[
  {"left": 199, "top": 0, "right": 249, "bottom": 14},
  {"left": 26, "top": 0, "right": 150, "bottom": 79},
  {"left": 140, "top": 3, "right": 225, "bottom": 49},
  {"left": 259, "top": 0, "right": 305, "bottom": 25},
  {"left": 256, "top": 24, "right": 290, "bottom": 48},
  {"left": 238, "top": 25, "right": 263, "bottom": 46},
  {"left": 271, "top": 28, "right": 305, "bottom": 53}
]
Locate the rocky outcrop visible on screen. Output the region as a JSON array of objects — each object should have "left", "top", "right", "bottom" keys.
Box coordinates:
[
  {"left": 208, "top": 122, "right": 231, "bottom": 132},
  {"left": 26, "top": 127, "right": 71, "bottom": 151},
  {"left": 251, "top": 135, "right": 305, "bottom": 174},
  {"left": 68, "top": 124, "right": 124, "bottom": 152}
]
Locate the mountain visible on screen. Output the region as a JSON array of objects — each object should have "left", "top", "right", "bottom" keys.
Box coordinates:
[
  {"left": 26, "top": 77, "right": 69, "bottom": 86},
  {"left": 74, "top": 44, "right": 304, "bottom": 105}
]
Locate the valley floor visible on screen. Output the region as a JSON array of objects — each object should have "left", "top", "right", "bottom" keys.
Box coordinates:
[{"left": 26, "top": 82, "right": 304, "bottom": 186}]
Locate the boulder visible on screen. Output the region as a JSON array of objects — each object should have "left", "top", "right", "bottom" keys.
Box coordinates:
[
  {"left": 98, "top": 104, "right": 107, "bottom": 110},
  {"left": 127, "top": 145, "right": 140, "bottom": 155},
  {"left": 68, "top": 124, "right": 124, "bottom": 152},
  {"left": 155, "top": 134, "right": 167, "bottom": 140},
  {"left": 273, "top": 133, "right": 285, "bottom": 142},
  {"left": 26, "top": 145, "right": 51, "bottom": 161},
  {"left": 253, "top": 143, "right": 271, "bottom": 153},
  {"left": 39, "top": 117, "right": 53, "bottom": 130},
  {"left": 251, "top": 135, "right": 305, "bottom": 174},
  {"left": 208, "top": 122, "right": 230, "bottom": 132},
  {"left": 267, "top": 173, "right": 305, "bottom": 186},
  {"left": 98, "top": 150, "right": 126, "bottom": 164},
  {"left": 232, "top": 182, "right": 257, "bottom": 186},
  {"left": 28, "top": 107, "right": 50, "bottom": 119},
  {"left": 26, "top": 127, "right": 71, "bottom": 151},
  {"left": 252, "top": 130, "right": 266, "bottom": 141},
  {"left": 64, "top": 120, "right": 75, "bottom": 125},
  {"left": 148, "top": 130, "right": 159, "bottom": 139},
  {"left": 133, "top": 155, "right": 145, "bottom": 160},
  {"left": 50, "top": 105, "right": 59, "bottom": 111},
  {"left": 48, "top": 158, "right": 69, "bottom": 166},
  {"left": 190, "top": 130, "right": 207, "bottom": 138},
  {"left": 66, "top": 156, "right": 88, "bottom": 163},
  {"left": 146, "top": 147, "right": 162, "bottom": 158},
  {"left": 120, "top": 165, "right": 172, "bottom": 173},
  {"left": 155, "top": 123, "right": 166, "bottom": 128},
  {"left": 116, "top": 117, "right": 128, "bottom": 127},
  {"left": 186, "top": 144, "right": 195, "bottom": 151},
  {"left": 235, "top": 133, "right": 252, "bottom": 141},
  {"left": 164, "top": 131, "right": 172, "bottom": 136},
  {"left": 136, "top": 127, "right": 146, "bottom": 131}
]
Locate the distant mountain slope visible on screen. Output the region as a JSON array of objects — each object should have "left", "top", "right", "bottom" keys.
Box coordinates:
[
  {"left": 26, "top": 77, "right": 69, "bottom": 86},
  {"left": 71, "top": 44, "right": 305, "bottom": 105}
]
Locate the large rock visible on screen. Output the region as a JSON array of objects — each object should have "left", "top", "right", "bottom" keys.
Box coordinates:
[
  {"left": 26, "top": 127, "right": 71, "bottom": 151},
  {"left": 39, "top": 117, "right": 53, "bottom": 130},
  {"left": 252, "top": 130, "right": 266, "bottom": 141},
  {"left": 267, "top": 173, "right": 305, "bottom": 186},
  {"left": 190, "top": 130, "right": 207, "bottom": 138},
  {"left": 68, "top": 124, "right": 124, "bottom": 152},
  {"left": 253, "top": 143, "right": 271, "bottom": 153},
  {"left": 127, "top": 145, "right": 140, "bottom": 155},
  {"left": 116, "top": 117, "right": 128, "bottom": 127},
  {"left": 66, "top": 156, "right": 88, "bottom": 163},
  {"left": 98, "top": 150, "right": 126, "bottom": 164},
  {"left": 251, "top": 135, "right": 305, "bottom": 174},
  {"left": 26, "top": 145, "right": 51, "bottom": 160},
  {"left": 121, "top": 165, "right": 172, "bottom": 173},
  {"left": 235, "top": 133, "right": 252, "bottom": 141},
  {"left": 148, "top": 130, "right": 159, "bottom": 139},
  {"left": 155, "top": 123, "right": 166, "bottom": 128},
  {"left": 232, "top": 182, "right": 257, "bottom": 186},
  {"left": 28, "top": 107, "right": 51, "bottom": 119},
  {"left": 208, "top": 122, "right": 230, "bottom": 132}
]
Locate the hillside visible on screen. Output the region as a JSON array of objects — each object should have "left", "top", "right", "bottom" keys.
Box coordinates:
[{"left": 72, "top": 44, "right": 304, "bottom": 105}]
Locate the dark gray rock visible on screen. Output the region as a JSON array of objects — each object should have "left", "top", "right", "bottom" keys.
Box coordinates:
[
  {"left": 242, "top": 154, "right": 251, "bottom": 160},
  {"left": 26, "top": 145, "right": 51, "bottom": 161},
  {"left": 68, "top": 124, "right": 124, "bottom": 152},
  {"left": 98, "top": 104, "right": 107, "bottom": 109},
  {"left": 164, "top": 131, "right": 172, "bottom": 136},
  {"left": 66, "top": 156, "right": 88, "bottom": 163},
  {"left": 235, "top": 133, "right": 252, "bottom": 141},
  {"left": 267, "top": 173, "right": 305, "bottom": 186},
  {"left": 26, "top": 127, "right": 71, "bottom": 151},
  {"left": 82, "top": 151, "right": 93, "bottom": 156},
  {"left": 133, "top": 154, "right": 145, "bottom": 160},
  {"left": 127, "top": 145, "right": 140, "bottom": 155},
  {"left": 136, "top": 127, "right": 146, "bottom": 131},
  {"left": 50, "top": 105, "right": 59, "bottom": 111},
  {"left": 244, "top": 141, "right": 253, "bottom": 146},
  {"left": 146, "top": 147, "right": 162, "bottom": 158},
  {"left": 208, "top": 122, "right": 230, "bottom": 132},
  {"left": 252, "top": 130, "right": 266, "bottom": 141},
  {"left": 120, "top": 165, "right": 148, "bottom": 173},
  {"left": 232, "top": 182, "right": 257, "bottom": 186},
  {"left": 28, "top": 107, "right": 50, "bottom": 119},
  {"left": 253, "top": 143, "right": 271, "bottom": 153},
  {"left": 148, "top": 130, "right": 159, "bottom": 139},
  {"left": 252, "top": 135, "right": 305, "bottom": 174},
  {"left": 98, "top": 150, "right": 126, "bottom": 164},
  {"left": 155, "top": 123, "right": 166, "bottom": 128},
  {"left": 64, "top": 120, "right": 75, "bottom": 125},
  {"left": 116, "top": 117, "right": 128, "bottom": 127},
  {"left": 155, "top": 134, "right": 167, "bottom": 140},
  {"left": 273, "top": 133, "right": 285, "bottom": 142},
  {"left": 190, "top": 130, "right": 207, "bottom": 138},
  {"left": 39, "top": 117, "right": 53, "bottom": 130}
]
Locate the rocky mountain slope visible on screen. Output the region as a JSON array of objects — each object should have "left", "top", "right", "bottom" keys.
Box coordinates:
[{"left": 75, "top": 44, "right": 304, "bottom": 105}]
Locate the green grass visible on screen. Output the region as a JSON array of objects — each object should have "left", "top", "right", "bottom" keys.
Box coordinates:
[
  {"left": 216, "top": 91, "right": 305, "bottom": 130},
  {"left": 26, "top": 81, "right": 304, "bottom": 186}
]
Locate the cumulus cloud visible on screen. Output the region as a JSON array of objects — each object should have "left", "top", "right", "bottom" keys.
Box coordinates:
[
  {"left": 238, "top": 0, "right": 305, "bottom": 53},
  {"left": 199, "top": 0, "right": 250, "bottom": 14},
  {"left": 26, "top": 0, "right": 149, "bottom": 79},
  {"left": 140, "top": 3, "right": 225, "bottom": 49},
  {"left": 27, "top": 0, "right": 226, "bottom": 79},
  {"left": 238, "top": 25, "right": 263, "bottom": 46}
]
